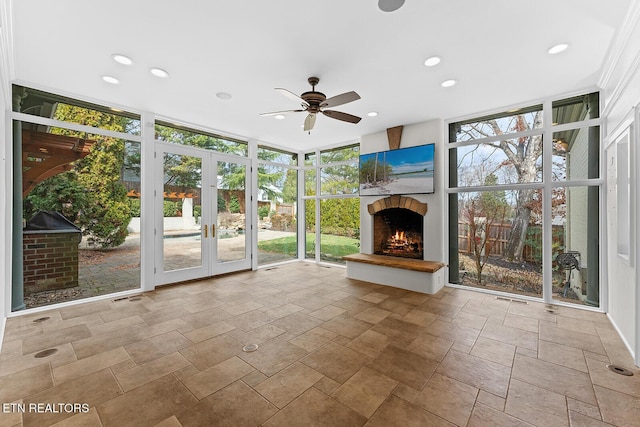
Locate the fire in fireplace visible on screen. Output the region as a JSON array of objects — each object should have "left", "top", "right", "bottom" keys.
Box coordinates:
[{"left": 373, "top": 208, "right": 423, "bottom": 259}]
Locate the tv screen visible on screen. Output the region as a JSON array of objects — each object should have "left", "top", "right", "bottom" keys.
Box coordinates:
[{"left": 359, "top": 144, "right": 434, "bottom": 195}]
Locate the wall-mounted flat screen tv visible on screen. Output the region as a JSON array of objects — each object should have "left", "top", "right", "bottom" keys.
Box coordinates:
[{"left": 359, "top": 144, "right": 434, "bottom": 195}]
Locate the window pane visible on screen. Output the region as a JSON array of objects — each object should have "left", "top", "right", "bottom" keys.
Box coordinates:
[
  {"left": 305, "top": 199, "right": 316, "bottom": 260},
  {"left": 13, "top": 85, "right": 141, "bottom": 135},
  {"left": 552, "top": 126, "right": 600, "bottom": 181},
  {"left": 452, "top": 190, "right": 542, "bottom": 299},
  {"left": 452, "top": 137, "right": 543, "bottom": 187},
  {"left": 304, "top": 152, "right": 316, "bottom": 166},
  {"left": 319, "top": 198, "right": 360, "bottom": 264},
  {"left": 552, "top": 186, "right": 599, "bottom": 307},
  {"left": 320, "top": 144, "right": 359, "bottom": 163},
  {"left": 305, "top": 169, "right": 316, "bottom": 196},
  {"left": 552, "top": 92, "right": 599, "bottom": 125},
  {"left": 258, "top": 146, "right": 297, "bottom": 165},
  {"left": 155, "top": 122, "right": 248, "bottom": 156},
  {"left": 320, "top": 163, "right": 359, "bottom": 195},
  {"left": 257, "top": 165, "right": 297, "bottom": 265},
  {"left": 451, "top": 106, "right": 543, "bottom": 143}
]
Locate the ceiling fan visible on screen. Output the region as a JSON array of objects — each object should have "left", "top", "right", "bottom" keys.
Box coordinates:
[{"left": 260, "top": 77, "right": 362, "bottom": 132}]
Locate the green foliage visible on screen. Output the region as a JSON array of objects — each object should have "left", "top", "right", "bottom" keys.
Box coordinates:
[
  {"left": 163, "top": 201, "right": 180, "bottom": 217},
  {"left": 282, "top": 169, "right": 297, "bottom": 203},
  {"left": 258, "top": 205, "right": 270, "bottom": 218},
  {"left": 229, "top": 195, "right": 241, "bottom": 213},
  {"left": 193, "top": 205, "right": 201, "bottom": 219},
  {"left": 318, "top": 199, "right": 360, "bottom": 237},
  {"left": 217, "top": 196, "right": 227, "bottom": 212},
  {"left": 128, "top": 198, "right": 141, "bottom": 217},
  {"left": 258, "top": 234, "right": 359, "bottom": 258},
  {"left": 24, "top": 173, "right": 88, "bottom": 221}
]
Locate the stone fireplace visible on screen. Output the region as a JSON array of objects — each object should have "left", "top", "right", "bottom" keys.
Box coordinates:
[{"left": 367, "top": 196, "right": 428, "bottom": 259}]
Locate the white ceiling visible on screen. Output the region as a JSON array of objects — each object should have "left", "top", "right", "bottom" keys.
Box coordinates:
[{"left": 8, "top": 0, "right": 632, "bottom": 151}]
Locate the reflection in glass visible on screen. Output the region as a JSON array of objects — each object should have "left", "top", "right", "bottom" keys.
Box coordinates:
[
  {"left": 217, "top": 161, "right": 247, "bottom": 263},
  {"left": 162, "top": 154, "right": 202, "bottom": 271},
  {"left": 552, "top": 92, "right": 599, "bottom": 125},
  {"left": 552, "top": 126, "right": 600, "bottom": 181},
  {"left": 305, "top": 169, "right": 316, "bottom": 196},
  {"left": 450, "top": 105, "right": 543, "bottom": 143},
  {"left": 320, "top": 198, "right": 360, "bottom": 264},
  {"left": 258, "top": 145, "right": 297, "bottom": 165},
  {"left": 552, "top": 186, "right": 599, "bottom": 307},
  {"left": 320, "top": 144, "right": 359, "bottom": 164},
  {"left": 155, "top": 121, "right": 248, "bottom": 156},
  {"left": 321, "top": 163, "right": 359, "bottom": 195},
  {"left": 257, "top": 164, "right": 297, "bottom": 265},
  {"left": 451, "top": 190, "right": 542, "bottom": 298}
]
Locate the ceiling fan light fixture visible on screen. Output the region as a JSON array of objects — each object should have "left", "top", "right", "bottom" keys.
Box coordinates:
[
  {"left": 548, "top": 43, "right": 569, "bottom": 55},
  {"left": 378, "top": 0, "right": 405, "bottom": 12},
  {"left": 441, "top": 79, "right": 456, "bottom": 88},
  {"left": 424, "top": 56, "right": 441, "bottom": 67},
  {"left": 112, "top": 54, "right": 133, "bottom": 65}
]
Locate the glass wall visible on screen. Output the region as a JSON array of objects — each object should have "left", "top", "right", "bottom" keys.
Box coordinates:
[
  {"left": 256, "top": 146, "right": 298, "bottom": 265},
  {"left": 14, "top": 85, "right": 141, "bottom": 309},
  {"left": 304, "top": 144, "right": 360, "bottom": 265},
  {"left": 449, "top": 92, "right": 601, "bottom": 307}
]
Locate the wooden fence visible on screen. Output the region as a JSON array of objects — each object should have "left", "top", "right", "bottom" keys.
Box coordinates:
[{"left": 458, "top": 222, "right": 564, "bottom": 263}]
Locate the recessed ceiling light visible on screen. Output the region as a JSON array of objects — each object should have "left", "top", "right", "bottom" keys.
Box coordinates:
[
  {"left": 112, "top": 54, "right": 133, "bottom": 65},
  {"left": 102, "top": 75, "right": 119, "bottom": 84},
  {"left": 274, "top": 114, "right": 286, "bottom": 120},
  {"left": 424, "top": 56, "right": 441, "bottom": 67},
  {"left": 367, "top": 111, "right": 379, "bottom": 117},
  {"left": 378, "top": 0, "right": 405, "bottom": 12},
  {"left": 150, "top": 68, "right": 169, "bottom": 78},
  {"left": 441, "top": 79, "right": 456, "bottom": 87},
  {"left": 216, "top": 92, "right": 232, "bottom": 100},
  {"left": 548, "top": 43, "right": 569, "bottom": 55}
]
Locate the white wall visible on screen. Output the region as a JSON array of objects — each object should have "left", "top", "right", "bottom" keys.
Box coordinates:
[
  {"left": 359, "top": 119, "right": 445, "bottom": 262},
  {"left": 601, "top": 0, "right": 640, "bottom": 364}
]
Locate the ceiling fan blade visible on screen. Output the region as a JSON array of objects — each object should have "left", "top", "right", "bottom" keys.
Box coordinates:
[
  {"left": 320, "top": 91, "right": 360, "bottom": 108},
  {"left": 322, "top": 110, "right": 362, "bottom": 124},
  {"left": 275, "top": 88, "right": 309, "bottom": 106},
  {"left": 259, "top": 109, "right": 304, "bottom": 117},
  {"left": 303, "top": 114, "right": 316, "bottom": 132}
]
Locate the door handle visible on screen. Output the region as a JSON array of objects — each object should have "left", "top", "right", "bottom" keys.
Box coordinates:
[
  {"left": 212, "top": 224, "right": 216, "bottom": 238},
  {"left": 204, "top": 224, "right": 208, "bottom": 238}
]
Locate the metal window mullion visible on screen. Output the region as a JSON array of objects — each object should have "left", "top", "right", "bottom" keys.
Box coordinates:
[
  {"left": 315, "top": 149, "right": 321, "bottom": 263},
  {"left": 449, "top": 128, "right": 543, "bottom": 148}
]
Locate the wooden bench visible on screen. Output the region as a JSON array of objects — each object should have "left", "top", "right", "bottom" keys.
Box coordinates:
[{"left": 343, "top": 253, "right": 446, "bottom": 294}]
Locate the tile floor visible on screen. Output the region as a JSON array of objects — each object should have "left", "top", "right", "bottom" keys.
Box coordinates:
[{"left": 1, "top": 262, "right": 639, "bottom": 426}]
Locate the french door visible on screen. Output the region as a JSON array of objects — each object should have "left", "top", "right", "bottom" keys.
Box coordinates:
[{"left": 155, "top": 142, "right": 251, "bottom": 285}]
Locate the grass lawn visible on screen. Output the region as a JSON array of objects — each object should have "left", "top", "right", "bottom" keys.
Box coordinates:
[{"left": 258, "top": 233, "right": 360, "bottom": 258}]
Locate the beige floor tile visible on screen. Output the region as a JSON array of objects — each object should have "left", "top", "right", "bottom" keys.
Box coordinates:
[
  {"left": 116, "top": 352, "right": 191, "bottom": 392},
  {"left": 451, "top": 310, "right": 487, "bottom": 330},
  {"left": 179, "top": 334, "right": 242, "bottom": 370},
  {"left": 437, "top": 350, "right": 511, "bottom": 397},
  {"left": 53, "top": 346, "right": 130, "bottom": 384},
  {"left": 585, "top": 357, "right": 640, "bottom": 399},
  {"left": 262, "top": 387, "right": 367, "bottom": 427},
  {"left": 180, "top": 307, "right": 232, "bottom": 329},
  {"left": 354, "top": 307, "right": 391, "bottom": 324},
  {"left": 314, "top": 375, "right": 341, "bottom": 395},
  {"left": 481, "top": 322, "right": 538, "bottom": 351},
  {"left": 425, "top": 318, "right": 481, "bottom": 350},
  {"left": 470, "top": 336, "right": 516, "bottom": 367},
  {"left": 594, "top": 385, "right": 640, "bottom": 427},
  {"left": 539, "top": 323, "right": 606, "bottom": 355},
  {"left": 512, "top": 353, "right": 597, "bottom": 405},
  {"left": 263, "top": 303, "right": 305, "bottom": 319},
  {"left": 124, "top": 330, "right": 191, "bottom": 365},
  {"left": 49, "top": 407, "right": 103, "bottom": 427},
  {"left": 0, "top": 363, "right": 53, "bottom": 403},
  {"left": 309, "top": 305, "right": 347, "bottom": 321},
  {"left": 23, "top": 369, "right": 121, "bottom": 426},
  {"left": 71, "top": 325, "right": 148, "bottom": 360},
  {"left": 419, "top": 300, "right": 462, "bottom": 319},
  {"left": 568, "top": 411, "right": 613, "bottom": 427},
  {"left": 538, "top": 339, "right": 588, "bottom": 373},
  {"left": 366, "top": 395, "right": 455, "bottom": 427},
  {"left": 302, "top": 341, "right": 368, "bottom": 384},
  {"left": 392, "top": 383, "right": 420, "bottom": 403},
  {"left": 370, "top": 316, "right": 429, "bottom": 347},
  {"left": 255, "top": 362, "right": 323, "bottom": 408},
  {"left": 0, "top": 342, "right": 75, "bottom": 378},
  {"left": 402, "top": 308, "right": 439, "bottom": 327},
  {"left": 461, "top": 300, "right": 507, "bottom": 324},
  {"left": 270, "top": 312, "right": 324, "bottom": 336},
  {"left": 346, "top": 329, "right": 390, "bottom": 358},
  {"left": 505, "top": 378, "right": 569, "bottom": 426},
  {"left": 21, "top": 324, "right": 92, "bottom": 355},
  {"left": 332, "top": 366, "right": 398, "bottom": 417},
  {"left": 225, "top": 309, "right": 276, "bottom": 332},
  {"left": 241, "top": 369, "right": 268, "bottom": 387},
  {"left": 368, "top": 345, "right": 438, "bottom": 390},
  {"left": 468, "top": 403, "right": 535, "bottom": 427},
  {"left": 289, "top": 327, "right": 337, "bottom": 352},
  {"left": 183, "top": 356, "right": 254, "bottom": 399},
  {"left": 557, "top": 315, "right": 599, "bottom": 336},
  {"left": 97, "top": 375, "right": 197, "bottom": 427},
  {"left": 89, "top": 314, "right": 147, "bottom": 335},
  {"left": 416, "top": 372, "right": 478, "bottom": 426},
  {"left": 407, "top": 332, "right": 453, "bottom": 362},
  {"left": 221, "top": 300, "right": 264, "bottom": 316},
  {"left": 182, "top": 320, "right": 235, "bottom": 343},
  {"left": 139, "top": 306, "right": 193, "bottom": 327},
  {"left": 321, "top": 316, "right": 372, "bottom": 339},
  {"left": 567, "top": 397, "right": 602, "bottom": 421},
  {"left": 179, "top": 381, "right": 277, "bottom": 426},
  {"left": 43, "top": 313, "right": 105, "bottom": 333},
  {"left": 507, "top": 301, "right": 558, "bottom": 323},
  {"left": 291, "top": 295, "right": 334, "bottom": 311},
  {"left": 59, "top": 300, "right": 112, "bottom": 320},
  {"left": 227, "top": 323, "right": 286, "bottom": 345},
  {"left": 476, "top": 390, "right": 506, "bottom": 412},
  {"left": 238, "top": 337, "right": 308, "bottom": 376},
  {"left": 359, "top": 291, "right": 389, "bottom": 304},
  {"left": 332, "top": 296, "right": 376, "bottom": 316},
  {"left": 503, "top": 312, "right": 539, "bottom": 333},
  {"left": 153, "top": 415, "right": 183, "bottom": 427}
]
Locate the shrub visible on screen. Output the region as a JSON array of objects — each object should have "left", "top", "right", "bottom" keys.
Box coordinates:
[
  {"left": 163, "top": 200, "right": 180, "bottom": 217},
  {"left": 128, "top": 198, "right": 141, "bottom": 217},
  {"left": 258, "top": 205, "right": 270, "bottom": 219},
  {"left": 229, "top": 195, "right": 241, "bottom": 213}
]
